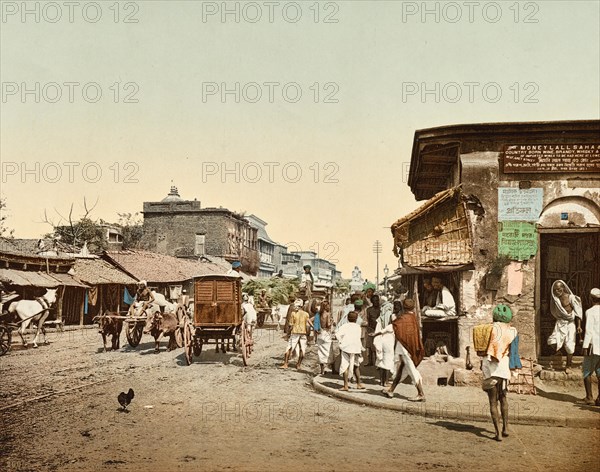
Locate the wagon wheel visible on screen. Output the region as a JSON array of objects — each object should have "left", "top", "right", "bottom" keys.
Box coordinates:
[
  {"left": 193, "top": 336, "right": 203, "bottom": 357},
  {"left": 240, "top": 322, "right": 249, "bottom": 366},
  {"left": 126, "top": 320, "right": 144, "bottom": 348},
  {"left": 175, "top": 306, "right": 186, "bottom": 348},
  {"left": 256, "top": 310, "right": 265, "bottom": 328},
  {"left": 183, "top": 318, "right": 193, "bottom": 366},
  {"left": 0, "top": 325, "right": 11, "bottom": 356}
]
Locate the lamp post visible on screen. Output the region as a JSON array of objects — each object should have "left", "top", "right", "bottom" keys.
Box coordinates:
[
  {"left": 384, "top": 264, "right": 389, "bottom": 295},
  {"left": 373, "top": 240, "right": 382, "bottom": 290}
]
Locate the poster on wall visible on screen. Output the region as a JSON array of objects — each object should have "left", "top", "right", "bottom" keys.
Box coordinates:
[
  {"left": 498, "top": 188, "right": 544, "bottom": 221},
  {"left": 498, "top": 221, "right": 538, "bottom": 261}
]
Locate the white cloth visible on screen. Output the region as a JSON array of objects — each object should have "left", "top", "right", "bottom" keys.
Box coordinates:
[
  {"left": 242, "top": 302, "right": 257, "bottom": 325},
  {"left": 482, "top": 355, "right": 511, "bottom": 380},
  {"left": 550, "top": 281, "right": 582, "bottom": 321},
  {"left": 583, "top": 305, "right": 600, "bottom": 355},
  {"left": 226, "top": 269, "right": 241, "bottom": 277},
  {"left": 336, "top": 323, "right": 363, "bottom": 354},
  {"left": 548, "top": 319, "right": 577, "bottom": 354},
  {"left": 288, "top": 333, "right": 307, "bottom": 354},
  {"left": 425, "top": 286, "right": 456, "bottom": 317},
  {"left": 336, "top": 313, "right": 365, "bottom": 330},
  {"left": 373, "top": 320, "right": 395, "bottom": 372},
  {"left": 317, "top": 330, "right": 334, "bottom": 364},
  {"left": 340, "top": 351, "right": 363, "bottom": 376},
  {"left": 393, "top": 342, "right": 422, "bottom": 385}
]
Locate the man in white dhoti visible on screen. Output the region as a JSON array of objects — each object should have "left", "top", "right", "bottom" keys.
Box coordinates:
[
  {"left": 370, "top": 300, "right": 395, "bottom": 386},
  {"left": 548, "top": 280, "right": 583, "bottom": 373},
  {"left": 316, "top": 301, "right": 335, "bottom": 375},
  {"left": 336, "top": 311, "right": 364, "bottom": 391},
  {"left": 423, "top": 277, "right": 456, "bottom": 318}
]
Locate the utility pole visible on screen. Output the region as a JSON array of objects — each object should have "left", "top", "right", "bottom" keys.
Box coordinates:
[{"left": 372, "top": 240, "right": 382, "bottom": 290}]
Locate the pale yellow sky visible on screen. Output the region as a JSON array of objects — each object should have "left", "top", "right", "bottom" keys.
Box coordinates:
[{"left": 1, "top": 0, "right": 599, "bottom": 279}]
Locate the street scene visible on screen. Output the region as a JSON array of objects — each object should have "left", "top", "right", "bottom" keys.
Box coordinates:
[{"left": 1, "top": 1, "right": 600, "bottom": 472}]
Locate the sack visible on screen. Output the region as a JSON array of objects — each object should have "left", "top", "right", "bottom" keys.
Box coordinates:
[{"left": 482, "top": 378, "right": 498, "bottom": 391}]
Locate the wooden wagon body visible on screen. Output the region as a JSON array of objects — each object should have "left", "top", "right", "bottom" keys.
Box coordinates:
[{"left": 183, "top": 274, "right": 252, "bottom": 366}]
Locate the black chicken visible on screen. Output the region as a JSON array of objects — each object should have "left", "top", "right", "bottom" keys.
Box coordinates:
[{"left": 117, "top": 388, "right": 134, "bottom": 411}]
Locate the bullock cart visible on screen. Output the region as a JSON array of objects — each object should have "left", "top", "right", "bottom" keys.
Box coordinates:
[
  {"left": 183, "top": 274, "right": 253, "bottom": 366},
  {"left": 94, "top": 304, "right": 187, "bottom": 349}
]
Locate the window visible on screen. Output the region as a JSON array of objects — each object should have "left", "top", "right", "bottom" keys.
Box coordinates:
[{"left": 195, "top": 234, "right": 206, "bottom": 256}]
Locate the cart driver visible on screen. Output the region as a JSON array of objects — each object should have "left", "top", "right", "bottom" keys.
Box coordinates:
[
  {"left": 129, "top": 280, "right": 155, "bottom": 316},
  {"left": 227, "top": 261, "right": 243, "bottom": 277}
]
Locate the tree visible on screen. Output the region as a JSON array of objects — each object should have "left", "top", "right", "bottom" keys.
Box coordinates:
[
  {"left": 117, "top": 212, "right": 144, "bottom": 249},
  {"left": 0, "top": 197, "right": 14, "bottom": 238},
  {"left": 242, "top": 277, "right": 300, "bottom": 305},
  {"left": 334, "top": 278, "right": 351, "bottom": 296},
  {"left": 42, "top": 198, "right": 107, "bottom": 253}
]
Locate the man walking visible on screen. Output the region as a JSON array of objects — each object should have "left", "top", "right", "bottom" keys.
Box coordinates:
[
  {"left": 281, "top": 299, "right": 314, "bottom": 370},
  {"left": 581, "top": 288, "right": 600, "bottom": 405}
]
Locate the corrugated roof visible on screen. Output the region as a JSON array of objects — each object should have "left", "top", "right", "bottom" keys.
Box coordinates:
[
  {"left": 72, "top": 258, "right": 137, "bottom": 285},
  {"left": 104, "top": 250, "right": 228, "bottom": 283}
]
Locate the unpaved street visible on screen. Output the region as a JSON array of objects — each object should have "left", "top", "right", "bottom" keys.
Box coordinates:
[{"left": 1, "top": 327, "right": 598, "bottom": 472}]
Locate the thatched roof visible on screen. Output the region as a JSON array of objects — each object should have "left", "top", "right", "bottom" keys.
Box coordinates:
[
  {"left": 103, "top": 250, "right": 228, "bottom": 284},
  {"left": 72, "top": 258, "right": 137, "bottom": 285}
]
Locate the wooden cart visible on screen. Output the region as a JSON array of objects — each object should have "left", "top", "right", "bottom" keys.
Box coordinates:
[{"left": 183, "top": 274, "right": 253, "bottom": 366}]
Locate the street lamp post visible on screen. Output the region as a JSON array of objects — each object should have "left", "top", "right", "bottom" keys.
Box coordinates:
[
  {"left": 384, "top": 264, "right": 389, "bottom": 295},
  {"left": 373, "top": 240, "right": 382, "bottom": 290}
]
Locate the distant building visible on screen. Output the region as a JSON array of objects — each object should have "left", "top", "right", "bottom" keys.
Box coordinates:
[
  {"left": 140, "top": 186, "right": 259, "bottom": 275},
  {"left": 245, "top": 215, "right": 277, "bottom": 278}
]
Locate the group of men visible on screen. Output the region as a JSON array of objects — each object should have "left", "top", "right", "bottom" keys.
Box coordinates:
[{"left": 280, "top": 282, "right": 427, "bottom": 402}]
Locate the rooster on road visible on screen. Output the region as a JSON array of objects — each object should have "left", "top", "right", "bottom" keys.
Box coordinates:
[{"left": 117, "top": 388, "right": 134, "bottom": 411}]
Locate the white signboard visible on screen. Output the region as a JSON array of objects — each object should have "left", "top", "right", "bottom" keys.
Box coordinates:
[{"left": 498, "top": 188, "right": 543, "bottom": 221}]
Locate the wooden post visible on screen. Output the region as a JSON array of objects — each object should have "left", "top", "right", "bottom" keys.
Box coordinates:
[{"left": 80, "top": 289, "right": 85, "bottom": 326}]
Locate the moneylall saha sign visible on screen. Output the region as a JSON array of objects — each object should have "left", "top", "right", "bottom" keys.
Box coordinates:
[{"left": 503, "top": 144, "right": 600, "bottom": 173}]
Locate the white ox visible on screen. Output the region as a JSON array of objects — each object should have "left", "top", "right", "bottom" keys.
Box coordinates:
[{"left": 8, "top": 288, "right": 58, "bottom": 348}]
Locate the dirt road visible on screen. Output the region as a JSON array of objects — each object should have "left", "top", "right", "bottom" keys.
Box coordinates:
[{"left": 1, "top": 327, "right": 598, "bottom": 472}]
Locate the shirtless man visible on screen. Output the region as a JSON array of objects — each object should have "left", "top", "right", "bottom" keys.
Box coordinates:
[
  {"left": 128, "top": 281, "right": 155, "bottom": 316},
  {"left": 548, "top": 280, "right": 582, "bottom": 373}
]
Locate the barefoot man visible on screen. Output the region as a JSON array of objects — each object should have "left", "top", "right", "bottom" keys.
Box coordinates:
[
  {"left": 548, "top": 280, "right": 582, "bottom": 373},
  {"left": 381, "top": 299, "right": 425, "bottom": 401},
  {"left": 336, "top": 311, "right": 364, "bottom": 391},
  {"left": 482, "top": 304, "right": 518, "bottom": 441},
  {"left": 281, "top": 299, "right": 313, "bottom": 370}
]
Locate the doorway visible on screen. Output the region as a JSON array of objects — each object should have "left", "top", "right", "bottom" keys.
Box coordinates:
[{"left": 539, "top": 231, "right": 600, "bottom": 357}]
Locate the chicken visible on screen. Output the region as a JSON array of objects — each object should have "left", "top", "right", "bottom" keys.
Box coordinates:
[{"left": 117, "top": 388, "right": 134, "bottom": 411}]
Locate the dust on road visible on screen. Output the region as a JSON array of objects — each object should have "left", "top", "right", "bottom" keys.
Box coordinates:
[{"left": 1, "top": 326, "right": 598, "bottom": 472}]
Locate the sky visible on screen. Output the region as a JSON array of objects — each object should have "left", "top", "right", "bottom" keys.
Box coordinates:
[{"left": 1, "top": 0, "right": 599, "bottom": 280}]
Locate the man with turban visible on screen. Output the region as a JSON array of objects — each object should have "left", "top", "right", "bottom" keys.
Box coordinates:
[
  {"left": 300, "top": 265, "right": 314, "bottom": 299},
  {"left": 227, "top": 261, "right": 243, "bottom": 277},
  {"left": 548, "top": 280, "right": 582, "bottom": 373},
  {"left": 482, "top": 304, "right": 518, "bottom": 441},
  {"left": 128, "top": 280, "right": 155, "bottom": 316}
]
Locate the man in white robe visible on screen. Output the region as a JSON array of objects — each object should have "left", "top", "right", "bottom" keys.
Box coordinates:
[
  {"left": 423, "top": 277, "right": 456, "bottom": 318},
  {"left": 548, "top": 280, "right": 582, "bottom": 373}
]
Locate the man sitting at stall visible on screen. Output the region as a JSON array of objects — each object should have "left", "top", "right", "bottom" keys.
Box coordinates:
[
  {"left": 420, "top": 278, "right": 438, "bottom": 310},
  {"left": 423, "top": 277, "right": 456, "bottom": 318}
]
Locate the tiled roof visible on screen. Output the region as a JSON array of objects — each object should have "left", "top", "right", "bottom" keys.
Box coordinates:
[
  {"left": 0, "top": 268, "right": 88, "bottom": 288},
  {"left": 103, "top": 250, "right": 228, "bottom": 284},
  {"left": 72, "top": 258, "right": 138, "bottom": 285}
]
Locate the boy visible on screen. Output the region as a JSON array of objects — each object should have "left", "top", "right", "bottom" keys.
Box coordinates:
[{"left": 336, "top": 311, "right": 364, "bottom": 391}]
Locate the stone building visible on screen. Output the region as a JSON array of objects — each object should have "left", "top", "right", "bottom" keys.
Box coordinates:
[
  {"left": 245, "top": 214, "right": 277, "bottom": 278},
  {"left": 140, "top": 186, "right": 259, "bottom": 275},
  {"left": 391, "top": 120, "right": 599, "bottom": 362}
]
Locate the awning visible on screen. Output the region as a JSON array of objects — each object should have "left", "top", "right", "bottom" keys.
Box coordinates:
[
  {"left": 390, "top": 186, "right": 474, "bottom": 267},
  {"left": 0, "top": 268, "right": 88, "bottom": 288},
  {"left": 397, "top": 263, "right": 475, "bottom": 275}
]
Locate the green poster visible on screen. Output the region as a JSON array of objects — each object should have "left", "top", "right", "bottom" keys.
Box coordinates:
[{"left": 498, "top": 221, "right": 538, "bottom": 261}]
